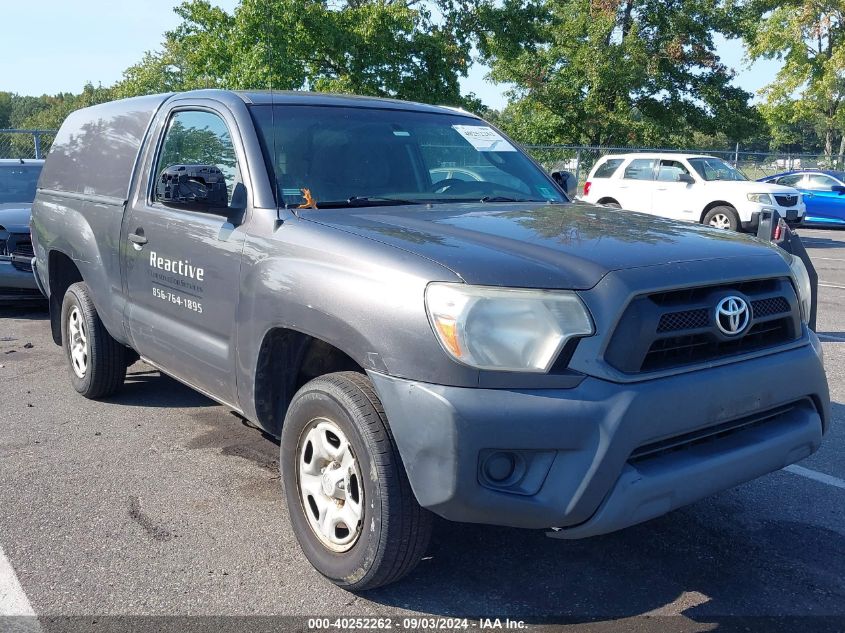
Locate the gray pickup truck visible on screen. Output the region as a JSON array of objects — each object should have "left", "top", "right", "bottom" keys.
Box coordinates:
[{"left": 31, "top": 90, "right": 830, "bottom": 590}]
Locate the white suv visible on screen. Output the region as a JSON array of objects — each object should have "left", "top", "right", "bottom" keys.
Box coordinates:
[{"left": 580, "top": 153, "right": 805, "bottom": 231}]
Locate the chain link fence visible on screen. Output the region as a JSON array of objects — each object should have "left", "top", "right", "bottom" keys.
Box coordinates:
[
  {"left": 524, "top": 145, "right": 839, "bottom": 190},
  {"left": 0, "top": 130, "right": 56, "bottom": 160},
  {"left": 0, "top": 130, "right": 838, "bottom": 185}
]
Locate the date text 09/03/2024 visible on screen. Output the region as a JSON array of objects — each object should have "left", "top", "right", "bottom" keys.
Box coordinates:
[{"left": 307, "top": 617, "right": 527, "bottom": 630}]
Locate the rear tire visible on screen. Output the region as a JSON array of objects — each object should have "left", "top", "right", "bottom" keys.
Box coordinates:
[
  {"left": 703, "top": 206, "right": 740, "bottom": 231},
  {"left": 601, "top": 199, "right": 621, "bottom": 208},
  {"left": 280, "top": 371, "right": 432, "bottom": 591},
  {"left": 61, "top": 282, "right": 127, "bottom": 398}
]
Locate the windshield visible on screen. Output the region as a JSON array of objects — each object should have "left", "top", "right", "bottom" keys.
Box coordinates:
[
  {"left": 250, "top": 105, "right": 565, "bottom": 208},
  {"left": 0, "top": 164, "right": 42, "bottom": 204},
  {"left": 687, "top": 158, "right": 747, "bottom": 182}
]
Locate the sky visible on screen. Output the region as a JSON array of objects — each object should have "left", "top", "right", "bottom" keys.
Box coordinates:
[{"left": 0, "top": 0, "right": 783, "bottom": 112}]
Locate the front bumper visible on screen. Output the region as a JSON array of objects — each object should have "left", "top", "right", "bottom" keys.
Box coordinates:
[
  {"left": 742, "top": 202, "right": 805, "bottom": 231},
  {"left": 0, "top": 256, "right": 42, "bottom": 302},
  {"left": 369, "top": 337, "right": 829, "bottom": 535}
]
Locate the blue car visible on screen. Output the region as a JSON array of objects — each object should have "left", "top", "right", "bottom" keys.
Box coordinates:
[{"left": 759, "top": 170, "right": 845, "bottom": 227}]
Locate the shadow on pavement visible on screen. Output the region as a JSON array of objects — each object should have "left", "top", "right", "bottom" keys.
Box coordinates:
[
  {"left": 363, "top": 507, "right": 845, "bottom": 624},
  {"left": 817, "top": 332, "right": 845, "bottom": 340},
  {"left": 0, "top": 303, "right": 48, "bottom": 320},
  {"left": 799, "top": 234, "right": 845, "bottom": 249},
  {"left": 107, "top": 369, "right": 216, "bottom": 409}
]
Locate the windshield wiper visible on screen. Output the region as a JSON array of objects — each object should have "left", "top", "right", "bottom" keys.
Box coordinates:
[
  {"left": 479, "top": 196, "right": 544, "bottom": 203},
  {"left": 313, "top": 196, "right": 424, "bottom": 209}
]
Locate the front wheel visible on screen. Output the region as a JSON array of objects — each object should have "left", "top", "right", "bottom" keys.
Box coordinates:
[
  {"left": 703, "top": 206, "right": 740, "bottom": 231},
  {"left": 280, "top": 372, "right": 432, "bottom": 591}
]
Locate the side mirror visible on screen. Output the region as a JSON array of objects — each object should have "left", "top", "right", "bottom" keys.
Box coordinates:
[
  {"left": 550, "top": 170, "right": 577, "bottom": 197},
  {"left": 677, "top": 173, "right": 695, "bottom": 184},
  {"left": 832, "top": 185, "right": 845, "bottom": 195},
  {"left": 155, "top": 164, "right": 229, "bottom": 210}
]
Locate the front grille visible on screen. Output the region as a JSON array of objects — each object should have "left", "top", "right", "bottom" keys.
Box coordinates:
[
  {"left": 657, "top": 308, "right": 709, "bottom": 333},
  {"left": 775, "top": 194, "right": 798, "bottom": 208},
  {"left": 605, "top": 277, "right": 801, "bottom": 374},
  {"left": 641, "top": 319, "right": 792, "bottom": 372},
  {"left": 629, "top": 401, "right": 807, "bottom": 463},
  {"left": 751, "top": 296, "right": 790, "bottom": 318}
]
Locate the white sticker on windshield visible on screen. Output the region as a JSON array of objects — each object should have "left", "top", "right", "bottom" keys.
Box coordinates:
[{"left": 452, "top": 125, "right": 516, "bottom": 152}]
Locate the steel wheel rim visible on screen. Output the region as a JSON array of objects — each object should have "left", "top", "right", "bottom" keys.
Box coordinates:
[
  {"left": 67, "top": 306, "right": 88, "bottom": 378},
  {"left": 709, "top": 213, "right": 731, "bottom": 229},
  {"left": 296, "top": 418, "right": 364, "bottom": 552}
]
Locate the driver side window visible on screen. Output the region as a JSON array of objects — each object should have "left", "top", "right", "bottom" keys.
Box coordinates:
[
  {"left": 656, "top": 160, "right": 690, "bottom": 182},
  {"left": 776, "top": 174, "right": 804, "bottom": 187},
  {"left": 155, "top": 110, "right": 239, "bottom": 203},
  {"left": 805, "top": 174, "right": 839, "bottom": 191}
]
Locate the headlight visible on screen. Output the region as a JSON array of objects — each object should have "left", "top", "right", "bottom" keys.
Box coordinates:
[
  {"left": 747, "top": 193, "right": 773, "bottom": 204},
  {"left": 425, "top": 283, "right": 594, "bottom": 372},
  {"left": 789, "top": 255, "right": 812, "bottom": 322}
]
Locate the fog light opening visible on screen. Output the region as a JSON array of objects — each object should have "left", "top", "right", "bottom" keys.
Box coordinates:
[{"left": 484, "top": 451, "right": 516, "bottom": 482}]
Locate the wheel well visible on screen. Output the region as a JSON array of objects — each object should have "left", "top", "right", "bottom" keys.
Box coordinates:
[
  {"left": 47, "top": 250, "right": 83, "bottom": 345},
  {"left": 253, "top": 328, "right": 364, "bottom": 437},
  {"left": 597, "top": 197, "right": 619, "bottom": 205},
  {"left": 700, "top": 201, "right": 735, "bottom": 223}
]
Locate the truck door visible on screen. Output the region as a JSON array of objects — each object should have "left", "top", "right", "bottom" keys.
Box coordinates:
[
  {"left": 651, "top": 159, "right": 697, "bottom": 220},
  {"left": 616, "top": 158, "right": 656, "bottom": 213},
  {"left": 122, "top": 106, "right": 247, "bottom": 406}
]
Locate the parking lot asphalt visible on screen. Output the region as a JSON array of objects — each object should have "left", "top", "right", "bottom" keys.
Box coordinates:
[{"left": 0, "top": 228, "right": 843, "bottom": 632}]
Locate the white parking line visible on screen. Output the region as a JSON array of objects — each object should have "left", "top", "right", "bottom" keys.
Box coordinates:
[
  {"left": 813, "top": 257, "right": 845, "bottom": 262},
  {"left": 0, "top": 544, "right": 36, "bottom": 618},
  {"left": 784, "top": 464, "right": 845, "bottom": 490},
  {"left": 819, "top": 281, "right": 845, "bottom": 290}
]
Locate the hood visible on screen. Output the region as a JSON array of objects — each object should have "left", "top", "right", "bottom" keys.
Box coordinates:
[
  {"left": 0, "top": 203, "right": 32, "bottom": 233},
  {"left": 707, "top": 180, "right": 799, "bottom": 195},
  {"left": 302, "top": 201, "right": 784, "bottom": 289}
]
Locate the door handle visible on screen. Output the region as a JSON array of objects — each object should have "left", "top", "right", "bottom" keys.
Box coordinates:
[{"left": 128, "top": 231, "right": 147, "bottom": 246}]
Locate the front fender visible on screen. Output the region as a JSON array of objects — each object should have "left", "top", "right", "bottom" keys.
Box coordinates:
[{"left": 233, "top": 217, "right": 473, "bottom": 424}]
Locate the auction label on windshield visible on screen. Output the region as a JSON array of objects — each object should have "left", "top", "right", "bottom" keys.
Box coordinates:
[{"left": 452, "top": 125, "right": 516, "bottom": 152}]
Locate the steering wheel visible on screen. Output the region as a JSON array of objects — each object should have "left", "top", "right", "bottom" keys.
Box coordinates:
[{"left": 431, "top": 178, "right": 473, "bottom": 194}]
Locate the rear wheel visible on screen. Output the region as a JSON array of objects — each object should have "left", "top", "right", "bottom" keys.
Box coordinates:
[
  {"left": 280, "top": 371, "right": 432, "bottom": 591},
  {"left": 703, "top": 206, "right": 740, "bottom": 231},
  {"left": 600, "top": 199, "right": 621, "bottom": 208},
  {"left": 61, "top": 282, "right": 127, "bottom": 398}
]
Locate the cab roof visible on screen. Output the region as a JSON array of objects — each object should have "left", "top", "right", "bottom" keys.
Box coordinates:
[{"left": 162, "top": 89, "right": 477, "bottom": 118}]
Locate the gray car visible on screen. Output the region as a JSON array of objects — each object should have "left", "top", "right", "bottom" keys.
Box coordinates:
[
  {"left": 31, "top": 90, "right": 830, "bottom": 590},
  {"left": 0, "top": 159, "right": 43, "bottom": 303}
]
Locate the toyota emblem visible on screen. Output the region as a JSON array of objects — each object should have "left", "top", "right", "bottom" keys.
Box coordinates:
[{"left": 715, "top": 296, "right": 750, "bottom": 336}]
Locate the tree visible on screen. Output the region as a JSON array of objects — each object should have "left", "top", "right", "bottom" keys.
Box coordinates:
[
  {"left": 114, "top": 0, "right": 479, "bottom": 109},
  {"left": 473, "top": 0, "right": 761, "bottom": 146},
  {"left": 742, "top": 0, "right": 845, "bottom": 160}
]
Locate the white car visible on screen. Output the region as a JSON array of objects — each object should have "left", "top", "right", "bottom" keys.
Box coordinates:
[{"left": 579, "top": 153, "right": 805, "bottom": 231}]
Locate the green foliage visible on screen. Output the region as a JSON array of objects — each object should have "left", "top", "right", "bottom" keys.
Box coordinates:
[
  {"left": 741, "top": 0, "right": 845, "bottom": 156},
  {"left": 114, "top": 0, "right": 477, "bottom": 108},
  {"left": 474, "top": 0, "right": 762, "bottom": 146}
]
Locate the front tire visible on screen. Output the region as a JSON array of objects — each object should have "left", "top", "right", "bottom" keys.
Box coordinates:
[
  {"left": 61, "top": 282, "right": 127, "bottom": 398},
  {"left": 280, "top": 371, "right": 432, "bottom": 591},
  {"left": 703, "top": 206, "right": 740, "bottom": 231}
]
